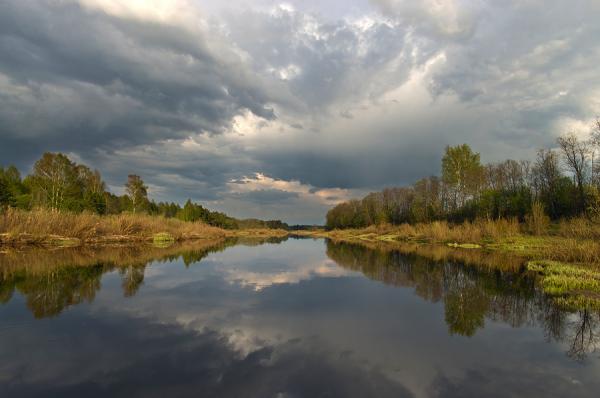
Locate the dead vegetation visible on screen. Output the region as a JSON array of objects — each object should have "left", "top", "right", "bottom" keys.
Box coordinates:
[{"left": 0, "top": 208, "right": 286, "bottom": 247}]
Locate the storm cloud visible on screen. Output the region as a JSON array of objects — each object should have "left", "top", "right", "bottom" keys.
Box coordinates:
[
  {"left": 1, "top": 0, "right": 599, "bottom": 224},
  {"left": 0, "top": 0, "right": 275, "bottom": 162}
]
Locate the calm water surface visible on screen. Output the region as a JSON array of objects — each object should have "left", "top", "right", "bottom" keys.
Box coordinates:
[{"left": 1, "top": 237, "right": 599, "bottom": 397}]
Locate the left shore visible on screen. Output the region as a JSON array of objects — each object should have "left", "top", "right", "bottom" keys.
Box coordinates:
[{"left": 0, "top": 208, "right": 288, "bottom": 248}]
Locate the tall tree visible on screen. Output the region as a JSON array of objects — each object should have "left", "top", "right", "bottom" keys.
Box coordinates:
[
  {"left": 531, "top": 149, "right": 575, "bottom": 218},
  {"left": 177, "top": 199, "right": 208, "bottom": 222},
  {"left": 0, "top": 177, "right": 12, "bottom": 209},
  {"left": 441, "top": 144, "right": 484, "bottom": 211},
  {"left": 412, "top": 177, "right": 441, "bottom": 222},
  {"left": 77, "top": 166, "right": 106, "bottom": 195},
  {"left": 30, "top": 153, "right": 78, "bottom": 210},
  {"left": 125, "top": 175, "right": 148, "bottom": 213},
  {"left": 0, "top": 166, "right": 21, "bottom": 209},
  {"left": 557, "top": 132, "right": 590, "bottom": 213},
  {"left": 76, "top": 166, "right": 107, "bottom": 213},
  {"left": 591, "top": 119, "right": 600, "bottom": 186}
]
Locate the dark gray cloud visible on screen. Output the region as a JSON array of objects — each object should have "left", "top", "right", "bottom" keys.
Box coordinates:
[
  {"left": 254, "top": 137, "right": 442, "bottom": 189},
  {"left": 0, "top": 0, "right": 274, "bottom": 166},
  {"left": 0, "top": 0, "right": 599, "bottom": 223},
  {"left": 243, "top": 0, "right": 600, "bottom": 191},
  {"left": 229, "top": 189, "right": 300, "bottom": 204}
]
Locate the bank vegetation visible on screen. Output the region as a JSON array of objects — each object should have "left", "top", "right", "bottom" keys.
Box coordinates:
[
  {"left": 319, "top": 122, "right": 600, "bottom": 308},
  {"left": 0, "top": 152, "right": 290, "bottom": 247}
]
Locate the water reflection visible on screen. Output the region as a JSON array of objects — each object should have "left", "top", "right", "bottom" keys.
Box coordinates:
[
  {"left": 1, "top": 238, "right": 600, "bottom": 397},
  {"left": 0, "top": 237, "right": 287, "bottom": 318},
  {"left": 2, "top": 238, "right": 599, "bottom": 360},
  {"left": 325, "top": 240, "right": 600, "bottom": 360}
]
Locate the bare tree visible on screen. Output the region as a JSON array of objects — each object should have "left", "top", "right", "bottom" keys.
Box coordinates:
[
  {"left": 591, "top": 118, "right": 600, "bottom": 186},
  {"left": 520, "top": 160, "right": 533, "bottom": 188},
  {"left": 566, "top": 309, "right": 599, "bottom": 361},
  {"left": 532, "top": 149, "right": 561, "bottom": 196},
  {"left": 557, "top": 132, "right": 590, "bottom": 213}
]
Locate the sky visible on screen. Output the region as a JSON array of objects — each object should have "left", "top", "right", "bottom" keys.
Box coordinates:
[{"left": 0, "top": 0, "right": 599, "bottom": 224}]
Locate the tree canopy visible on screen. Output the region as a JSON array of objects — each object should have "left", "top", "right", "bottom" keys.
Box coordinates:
[
  {"left": 0, "top": 152, "right": 286, "bottom": 230},
  {"left": 327, "top": 131, "right": 600, "bottom": 230}
]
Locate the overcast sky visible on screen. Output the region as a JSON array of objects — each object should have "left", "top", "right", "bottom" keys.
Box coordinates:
[{"left": 1, "top": 0, "right": 599, "bottom": 224}]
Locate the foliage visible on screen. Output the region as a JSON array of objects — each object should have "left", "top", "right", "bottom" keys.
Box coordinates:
[
  {"left": 174, "top": 200, "right": 238, "bottom": 229},
  {"left": 0, "top": 178, "right": 13, "bottom": 209},
  {"left": 327, "top": 140, "right": 600, "bottom": 230},
  {"left": 442, "top": 144, "right": 485, "bottom": 210},
  {"left": 0, "top": 152, "right": 287, "bottom": 230},
  {"left": 236, "top": 218, "right": 290, "bottom": 230},
  {"left": 125, "top": 174, "right": 148, "bottom": 213}
]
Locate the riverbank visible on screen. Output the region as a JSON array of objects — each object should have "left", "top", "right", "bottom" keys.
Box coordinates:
[
  {"left": 297, "top": 220, "right": 600, "bottom": 310},
  {"left": 0, "top": 208, "right": 288, "bottom": 248},
  {"left": 298, "top": 218, "right": 600, "bottom": 262}
]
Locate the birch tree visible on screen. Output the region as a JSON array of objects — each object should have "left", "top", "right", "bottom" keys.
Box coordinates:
[{"left": 125, "top": 174, "right": 148, "bottom": 213}]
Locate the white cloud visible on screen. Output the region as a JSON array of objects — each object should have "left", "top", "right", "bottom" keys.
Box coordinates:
[
  {"left": 228, "top": 173, "right": 354, "bottom": 206},
  {"left": 76, "top": 0, "right": 201, "bottom": 25},
  {"left": 371, "top": 0, "right": 477, "bottom": 38}
]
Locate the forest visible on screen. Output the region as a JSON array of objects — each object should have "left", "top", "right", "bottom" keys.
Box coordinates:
[
  {"left": 0, "top": 152, "right": 288, "bottom": 230},
  {"left": 326, "top": 121, "right": 600, "bottom": 230}
]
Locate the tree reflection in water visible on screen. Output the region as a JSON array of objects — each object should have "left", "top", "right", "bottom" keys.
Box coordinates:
[
  {"left": 566, "top": 309, "right": 598, "bottom": 360},
  {"left": 12, "top": 264, "right": 104, "bottom": 318},
  {"left": 0, "top": 236, "right": 288, "bottom": 318},
  {"left": 325, "top": 240, "right": 600, "bottom": 360},
  {"left": 1, "top": 237, "right": 598, "bottom": 361}
]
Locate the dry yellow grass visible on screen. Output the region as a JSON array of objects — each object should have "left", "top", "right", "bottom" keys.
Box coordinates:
[
  {"left": 556, "top": 217, "right": 600, "bottom": 240},
  {"left": 324, "top": 218, "right": 521, "bottom": 244},
  {"left": 310, "top": 217, "right": 600, "bottom": 266},
  {"left": 0, "top": 207, "right": 225, "bottom": 245},
  {"left": 539, "top": 238, "right": 600, "bottom": 264}
]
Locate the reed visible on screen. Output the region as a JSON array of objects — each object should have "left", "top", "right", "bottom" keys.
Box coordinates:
[
  {"left": 556, "top": 217, "right": 600, "bottom": 240},
  {"left": 330, "top": 218, "right": 521, "bottom": 243},
  {"left": 0, "top": 207, "right": 225, "bottom": 245},
  {"left": 313, "top": 217, "right": 600, "bottom": 266}
]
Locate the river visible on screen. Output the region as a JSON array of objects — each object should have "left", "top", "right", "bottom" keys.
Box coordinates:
[{"left": 0, "top": 237, "right": 598, "bottom": 397}]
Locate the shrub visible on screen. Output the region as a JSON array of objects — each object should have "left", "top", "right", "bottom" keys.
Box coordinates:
[
  {"left": 0, "top": 207, "right": 224, "bottom": 243},
  {"left": 525, "top": 201, "right": 550, "bottom": 235}
]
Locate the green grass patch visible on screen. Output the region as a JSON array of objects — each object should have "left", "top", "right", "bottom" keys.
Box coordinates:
[
  {"left": 153, "top": 232, "right": 175, "bottom": 247},
  {"left": 553, "top": 295, "right": 600, "bottom": 311},
  {"left": 489, "top": 236, "right": 549, "bottom": 253},
  {"left": 447, "top": 242, "right": 482, "bottom": 249},
  {"left": 47, "top": 237, "right": 81, "bottom": 247},
  {"left": 376, "top": 234, "right": 400, "bottom": 242},
  {"left": 527, "top": 260, "right": 600, "bottom": 298}
]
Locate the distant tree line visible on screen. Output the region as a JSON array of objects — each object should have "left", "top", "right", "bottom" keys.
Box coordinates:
[
  {"left": 327, "top": 121, "right": 600, "bottom": 229},
  {"left": 0, "top": 152, "right": 288, "bottom": 230},
  {"left": 236, "top": 218, "right": 290, "bottom": 230}
]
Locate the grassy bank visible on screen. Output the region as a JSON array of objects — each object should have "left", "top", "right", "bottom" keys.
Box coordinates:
[
  {"left": 304, "top": 218, "right": 600, "bottom": 263},
  {"left": 0, "top": 208, "right": 288, "bottom": 248},
  {"left": 299, "top": 218, "right": 600, "bottom": 309}
]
